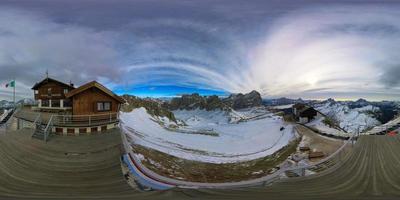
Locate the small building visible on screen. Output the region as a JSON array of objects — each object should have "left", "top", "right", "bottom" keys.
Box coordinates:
[
  {"left": 32, "top": 77, "right": 75, "bottom": 112},
  {"left": 299, "top": 107, "right": 318, "bottom": 123},
  {"left": 292, "top": 103, "right": 319, "bottom": 123}
]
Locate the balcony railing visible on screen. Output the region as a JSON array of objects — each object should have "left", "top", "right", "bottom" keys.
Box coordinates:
[
  {"left": 53, "top": 112, "right": 119, "bottom": 127},
  {"left": 15, "top": 109, "right": 119, "bottom": 127}
]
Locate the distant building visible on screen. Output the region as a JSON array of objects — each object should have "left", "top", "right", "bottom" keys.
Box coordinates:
[{"left": 292, "top": 103, "right": 320, "bottom": 123}]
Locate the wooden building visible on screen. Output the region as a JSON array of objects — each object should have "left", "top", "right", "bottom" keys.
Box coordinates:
[
  {"left": 65, "top": 81, "right": 125, "bottom": 115},
  {"left": 292, "top": 103, "right": 320, "bottom": 123},
  {"left": 32, "top": 77, "right": 124, "bottom": 116},
  {"left": 32, "top": 77, "right": 75, "bottom": 111}
]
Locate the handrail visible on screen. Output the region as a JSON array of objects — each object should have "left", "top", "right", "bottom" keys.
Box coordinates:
[
  {"left": 44, "top": 115, "right": 54, "bottom": 142},
  {"left": 4, "top": 106, "right": 21, "bottom": 129},
  {"left": 33, "top": 113, "right": 41, "bottom": 124},
  {"left": 52, "top": 112, "right": 119, "bottom": 118},
  {"left": 31, "top": 113, "right": 42, "bottom": 137},
  {"left": 53, "top": 112, "right": 118, "bottom": 127}
]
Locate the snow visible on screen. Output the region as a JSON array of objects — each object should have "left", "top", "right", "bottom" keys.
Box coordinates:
[
  {"left": 121, "top": 107, "right": 296, "bottom": 164},
  {"left": 314, "top": 102, "right": 381, "bottom": 133},
  {"left": 307, "top": 117, "right": 351, "bottom": 137},
  {"left": 271, "top": 104, "right": 294, "bottom": 109}
]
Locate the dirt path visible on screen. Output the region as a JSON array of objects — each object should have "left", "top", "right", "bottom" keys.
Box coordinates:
[{"left": 295, "top": 125, "right": 344, "bottom": 161}]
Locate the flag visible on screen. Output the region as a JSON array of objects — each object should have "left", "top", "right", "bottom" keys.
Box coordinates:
[{"left": 5, "top": 80, "right": 15, "bottom": 88}]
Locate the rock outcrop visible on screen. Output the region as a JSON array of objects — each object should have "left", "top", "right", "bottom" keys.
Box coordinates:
[
  {"left": 167, "top": 94, "right": 225, "bottom": 111},
  {"left": 166, "top": 90, "right": 263, "bottom": 111},
  {"left": 121, "top": 95, "right": 176, "bottom": 122},
  {"left": 222, "top": 90, "right": 262, "bottom": 110}
]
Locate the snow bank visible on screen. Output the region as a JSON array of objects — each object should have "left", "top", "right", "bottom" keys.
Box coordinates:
[{"left": 121, "top": 107, "right": 296, "bottom": 163}]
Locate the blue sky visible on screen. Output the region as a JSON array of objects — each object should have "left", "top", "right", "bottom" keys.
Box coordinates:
[
  {"left": 114, "top": 85, "right": 228, "bottom": 98},
  {"left": 0, "top": 0, "right": 400, "bottom": 101}
]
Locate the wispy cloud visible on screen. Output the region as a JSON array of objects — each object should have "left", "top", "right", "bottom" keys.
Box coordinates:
[{"left": 0, "top": 1, "right": 400, "bottom": 101}]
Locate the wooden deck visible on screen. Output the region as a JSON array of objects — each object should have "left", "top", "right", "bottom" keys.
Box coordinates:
[{"left": 0, "top": 127, "right": 399, "bottom": 199}]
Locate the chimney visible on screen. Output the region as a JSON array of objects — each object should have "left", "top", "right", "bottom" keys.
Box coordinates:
[{"left": 69, "top": 80, "right": 74, "bottom": 87}]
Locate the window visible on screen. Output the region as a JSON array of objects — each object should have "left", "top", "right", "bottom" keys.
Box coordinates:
[
  {"left": 64, "top": 89, "right": 68, "bottom": 94},
  {"left": 47, "top": 88, "right": 52, "bottom": 97},
  {"left": 97, "top": 102, "right": 111, "bottom": 111},
  {"left": 34, "top": 90, "right": 38, "bottom": 94}
]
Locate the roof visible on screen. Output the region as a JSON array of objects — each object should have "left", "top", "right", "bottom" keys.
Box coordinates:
[
  {"left": 65, "top": 81, "right": 125, "bottom": 103},
  {"left": 293, "top": 103, "right": 306, "bottom": 109},
  {"left": 299, "top": 107, "right": 317, "bottom": 117},
  {"left": 32, "top": 77, "right": 75, "bottom": 90}
]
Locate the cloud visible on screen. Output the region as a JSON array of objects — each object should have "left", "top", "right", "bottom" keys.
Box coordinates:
[
  {"left": 246, "top": 5, "right": 400, "bottom": 99},
  {"left": 380, "top": 64, "right": 400, "bottom": 87},
  {"left": 0, "top": 8, "right": 120, "bottom": 100},
  {"left": 1, "top": 1, "right": 400, "bottom": 101}
]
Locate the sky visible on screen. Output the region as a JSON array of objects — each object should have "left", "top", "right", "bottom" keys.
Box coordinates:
[{"left": 0, "top": 0, "right": 400, "bottom": 101}]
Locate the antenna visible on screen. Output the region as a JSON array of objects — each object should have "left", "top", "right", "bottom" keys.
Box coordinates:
[{"left": 46, "top": 69, "right": 49, "bottom": 78}]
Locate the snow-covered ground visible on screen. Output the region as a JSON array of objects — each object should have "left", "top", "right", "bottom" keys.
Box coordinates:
[
  {"left": 121, "top": 107, "right": 296, "bottom": 163},
  {"left": 314, "top": 102, "right": 381, "bottom": 133},
  {"left": 271, "top": 104, "right": 294, "bottom": 109},
  {"left": 307, "top": 117, "right": 351, "bottom": 137}
]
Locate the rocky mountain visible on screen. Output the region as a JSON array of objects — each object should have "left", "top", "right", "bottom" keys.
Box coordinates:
[
  {"left": 309, "top": 98, "right": 400, "bottom": 133},
  {"left": 263, "top": 97, "right": 309, "bottom": 106},
  {"left": 166, "top": 90, "right": 262, "bottom": 111},
  {"left": 121, "top": 95, "right": 176, "bottom": 122},
  {"left": 222, "top": 90, "right": 262, "bottom": 109},
  {"left": 312, "top": 99, "right": 381, "bottom": 133}
]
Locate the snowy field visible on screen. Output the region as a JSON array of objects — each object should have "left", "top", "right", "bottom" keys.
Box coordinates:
[{"left": 121, "top": 107, "right": 296, "bottom": 163}]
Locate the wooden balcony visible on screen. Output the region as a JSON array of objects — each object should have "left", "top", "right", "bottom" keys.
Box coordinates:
[{"left": 14, "top": 107, "right": 119, "bottom": 128}]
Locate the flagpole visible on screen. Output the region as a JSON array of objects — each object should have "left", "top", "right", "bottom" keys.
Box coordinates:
[{"left": 13, "top": 78, "right": 15, "bottom": 108}]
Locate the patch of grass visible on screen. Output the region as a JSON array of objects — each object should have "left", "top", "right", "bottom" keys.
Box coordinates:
[{"left": 132, "top": 138, "right": 300, "bottom": 183}]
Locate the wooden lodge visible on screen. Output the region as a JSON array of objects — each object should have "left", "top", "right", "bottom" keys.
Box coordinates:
[
  {"left": 32, "top": 77, "right": 124, "bottom": 115},
  {"left": 21, "top": 76, "right": 126, "bottom": 136}
]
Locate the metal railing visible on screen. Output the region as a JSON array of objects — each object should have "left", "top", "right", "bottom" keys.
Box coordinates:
[
  {"left": 52, "top": 112, "right": 119, "bottom": 127},
  {"left": 44, "top": 115, "right": 54, "bottom": 142},
  {"left": 2, "top": 106, "right": 21, "bottom": 130},
  {"left": 31, "top": 113, "right": 42, "bottom": 137}
]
